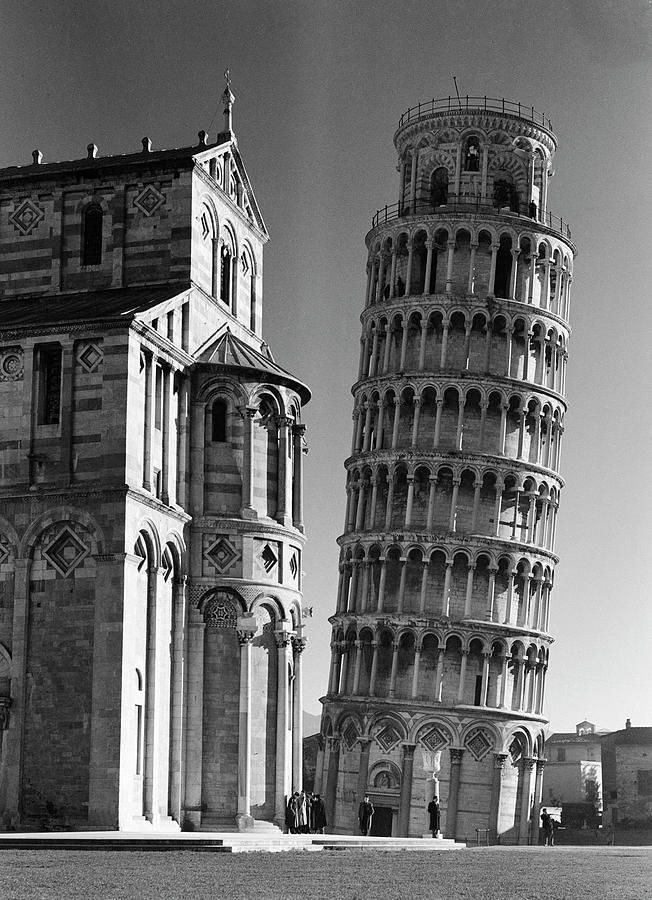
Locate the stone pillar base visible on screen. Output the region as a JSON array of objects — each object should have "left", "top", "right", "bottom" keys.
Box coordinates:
[
  {"left": 235, "top": 813, "right": 255, "bottom": 832},
  {"left": 240, "top": 507, "right": 258, "bottom": 520}
]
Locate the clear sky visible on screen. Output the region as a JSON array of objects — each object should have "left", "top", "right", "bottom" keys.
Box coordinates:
[{"left": 2, "top": 0, "right": 651, "bottom": 733}]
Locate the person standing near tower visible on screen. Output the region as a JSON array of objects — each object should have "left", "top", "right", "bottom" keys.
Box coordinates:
[{"left": 358, "top": 795, "right": 374, "bottom": 835}]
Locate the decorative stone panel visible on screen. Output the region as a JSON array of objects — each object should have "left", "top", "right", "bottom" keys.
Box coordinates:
[
  {"left": 76, "top": 342, "right": 103, "bottom": 373},
  {"left": 465, "top": 726, "right": 493, "bottom": 761},
  {"left": 133, "top": 185, "right": 165, "bottom": 217},
  {"left": 203, "top": 593, "right": 238, "bottom": 629},
  {"left": 9, "top": 199, "right": 44, "bottom": 235},
  {"left": 253, "top": 538, "right": 279, "bottom": 581},
  {"left": 375, "top": 722, "right": 402, "bottom": 752},
  {"left": 0, "top": 346, "right": 24, "bottom": 381},
  {"left": 419, "top": 725, "right": 449, "bottom": 753},
  {"left": 203, "top": 535, "right": 240, "bottom": 575},
  {"left": 42, "top": 525, "right": 90, "bottom": 578},
  {"left": 342, "top": 720, "right": 360, "bottom": 751}
]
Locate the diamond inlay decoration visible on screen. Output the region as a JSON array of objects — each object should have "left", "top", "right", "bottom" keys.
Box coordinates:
[
  {"left": 375, "top": 723, "right": 401, "bottom": 753},
  {"left": 289, "top": 550, "right": 298, "bottom": 581},
  {"left": 43, "top": 526, "right": 90, "bottom": 577},
  {"left": 9, "top": 199, "right": 44, "bottom": 235},
  {"left": 342, "top": 721, "right": 359, "bottom": 751},
  {"left": 465, "top": 727, "right": 492, "bottom": 761},
  {"left": 204, "top": 536, "right": 239, "bottom": 575},
  {"left": 133, "top": 185, "right": 165, "bottom": 217},
  {"left": 420, "top": 725, "right": 448, "bottom": 753},
  {"left": 259, "top": 543, "right": 277, "bottom": 574},
  {"left": 77, "top": 343, "right": 103, "bottom": 373}
]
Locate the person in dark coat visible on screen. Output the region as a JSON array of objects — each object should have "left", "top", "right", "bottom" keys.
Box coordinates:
[
  {"left": 427, "top": 797, "right": 441, "bottom": 836},
  {"left": 358, "top": 795, "right": 374, "bottom": 836},
  {"left": 285, "top": 792, "right": 300, "bottom": 834},
  {"left": 312, "top": 794, "right": 327, "bottom": 834},
  {"left": 541, "top": 808, "right": 555, "bottom": 846}
]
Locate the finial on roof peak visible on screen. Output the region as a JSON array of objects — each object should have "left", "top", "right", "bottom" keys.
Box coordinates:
[{"left": 219, "top": 67, "right": 235, "bottom": 140}]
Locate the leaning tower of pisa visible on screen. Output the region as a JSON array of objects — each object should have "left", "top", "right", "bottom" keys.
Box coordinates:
[{"left": 316, "top": 96, "right": 575, "bottom": 844}]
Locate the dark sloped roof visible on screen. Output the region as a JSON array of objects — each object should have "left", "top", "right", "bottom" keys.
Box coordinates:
[
  {"left": 547, "top": 732, "right": 603, "bottom": 744},
  {"left": 197, "top": 326, "right": 310, "bottom": 402},
  {"left": 0, "top": 284, "right": 190, "bottom": 331},
  {"left": 601, "top": 727, "right": 652, "bottom": 746}
]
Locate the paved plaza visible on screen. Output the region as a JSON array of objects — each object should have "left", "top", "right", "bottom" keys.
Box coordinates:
[{"left": 0, "top": 846, "right": 650, "bottom": 899}]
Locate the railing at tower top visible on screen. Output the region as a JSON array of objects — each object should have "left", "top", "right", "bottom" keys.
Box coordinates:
[
  {"left": 370, "top": 197, "right": 572, "bottom": 240},
  {"left": 397, "top": 96, "right": 553, "bottom": 131}
]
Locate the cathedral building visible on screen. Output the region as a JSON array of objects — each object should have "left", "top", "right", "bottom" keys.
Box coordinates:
[
  {"left": 317, "top": 96, "right": 575, "bottom": 843},
  {"left": 0, "top": 86, "right": 310, "bottom": 832}
]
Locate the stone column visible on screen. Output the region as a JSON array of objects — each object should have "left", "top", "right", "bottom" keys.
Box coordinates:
[
  {"left": 445, "top": 748, "right": 464, "bottom": 839},
  {"left": 468, "top": 243, "right": 478, "bottom": 294},
  {"left": 292, "top": 632, "right": 306, "bottom": 790},
  {"left": 411, "top": 398, "right": 421, "bottom": 447},
  {"left": 190, "top": 401, "right": 206, "bottom": 515},
  {"left": 236, "top": 613, "right": 257, "bottom": 830},
  {"left": 488, "top": 753, "right": 508, "bottom": 843},
  {"left": 325, "top": 737, "right": 341, "bottom": 831},
  {"left": 391, "top": 399, "right": 401, "bottom": 449},
  {"left": 388, "top": 641, "right": 400, "bottom": 696},
  {"left": 176, "top": 375, "right": 190, "bottom": 509},
  {"left": 518, "top": 757, "right": 536, "bottom": 844},
  {"left": 405, "top": 242, "right": 414, "bottom": 295},
  {"left": 398, "top": 743, "right": 416, "bottom": 836},
  {"left": 404, "top": 477, "right": 415, "bottom": 529},
  {"left": 530, "top": 759, "right": 546, "bottom": 845},
  {"left": 183, "top": 611, "right": 206, "bottom": 830},
  {"left": 488, "top": 244, "right": 499, "bottom": 296},
  {"left": 456, "top": 650, "right": 469, "bottom": 703},
  {"left": 274, "top": 624, "right": 292, "bottom": 828},
  {"left": 435, "top": 646, "right": 445, "bottom": 701},
  {"left": 356, "top": 739, "right": 372, "bottom": 810},
  {"left": 376, "top": 558, "right": 388, "bottom": 612},
  {"left": 352, "top": 640, "right": 363, "bottom": 695},
  {"left": 463, "top": 563, "right": 475, "bottom": 617},
  {"left": 292, "top": 424, "right": 306, "bottom": 531},
  {"left": 426, "top": 477, "right": 437, "bottom": 529},
  {"left": 396, "top": 558, "right": 408, "bottom": 613},
  {"left": 160, "top": 366, "right": 172, "bottom": 503},
  {"left": 399, "top": 320, "right": 409, "bottom": 371},
  {"left": 419, "top": 560, "right": 429, "bottom": 614},
  {"left": 423, "top": 241, "right": 434, "bottom": 296},
  {"left": 471, "top": 481, "right": 482, "bottom": 531},
  {"left": 168, "top": 576, "right": 188, "bottom": 826},
  {"left": 368, "top": 640, "right": 379, "bottom": 695},
  {"left": 2, "top": 560, "right": 30, "bottom": 825},
  {"left": 441, "top": 561, "right": 453, "bottom": 616},
  {"left": 433, "top": 398, "right": 444, "bottom": 447},
  {"left": 411, "top": 643, "right": 422, "bottom": 698},
  {"left": 239, "top": 406, "right": 257, "bottom": 517},
  {"left": 439, "top": 324, "right": 449, "bottom": 369},
  {"left": 445, "top": 241, "right": 455, "bottom": 293},
  {"left": 276, "top": 415, "right": 293, "bottom": 526},
  {"left": 142, "top": 352, "right": 154, "bottom": 490},
  {"left": 480, "top": 652, "right": 491, "bottom": 706}
]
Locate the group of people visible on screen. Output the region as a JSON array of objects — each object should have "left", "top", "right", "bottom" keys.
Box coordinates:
[{"left": 285, "top": 790, "right": 328, "bottom": 834}]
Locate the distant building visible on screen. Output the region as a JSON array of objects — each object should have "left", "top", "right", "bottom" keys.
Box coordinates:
[
  {"left": 542, "top": 721, "right": 605, "bottom": 826},
  {"left": 602, "top": 721, "right": 652, "bottom": 828}
]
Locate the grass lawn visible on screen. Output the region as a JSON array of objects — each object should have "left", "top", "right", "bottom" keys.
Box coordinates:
[{"left": 0, "top": 846, "right": 650, "bottom": 900}]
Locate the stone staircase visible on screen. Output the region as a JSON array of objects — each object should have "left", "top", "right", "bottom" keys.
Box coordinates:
[{"left": 0, "top": 831, "right": 462, "bottom": 853}]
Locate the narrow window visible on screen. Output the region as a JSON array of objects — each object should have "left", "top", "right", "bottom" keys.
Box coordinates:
[
  {"left": 221, "top": 246, "right": 232, "bottom": 306},
  {"left": 464, "top": 136, "right": 480, "bottom": 171},
  {"left": 154, "top": 366, "right": 163, "bottom": 430},
  {"left": 82, "top": 205, "right": 103, "bottom": 265},
  {"left": 557, "top": 748, "right": 566, "bottom": 762},
  {"left": 37, "top": 344, "right": 62, "bottom": 425},
  {"left": 212, "top": 399, "right": 227, "bottom": 442},
  {"left": 474, "top": 675, "right": 483, "bottom": 706},
  {"left": 167, "top": 310, "right": 175, "bottom": 342},
  {"left": 430, "top": 168, "right": 449, "bottom": 207}
]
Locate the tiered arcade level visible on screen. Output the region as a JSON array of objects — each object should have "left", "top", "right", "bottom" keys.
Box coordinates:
[{"left": 318, "top": 97, "right": 576, "bottom": 843}]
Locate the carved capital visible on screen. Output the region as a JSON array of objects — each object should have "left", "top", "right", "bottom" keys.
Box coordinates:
[{"left": 449, "top": 748, "right": 465, "bottom": 764}]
